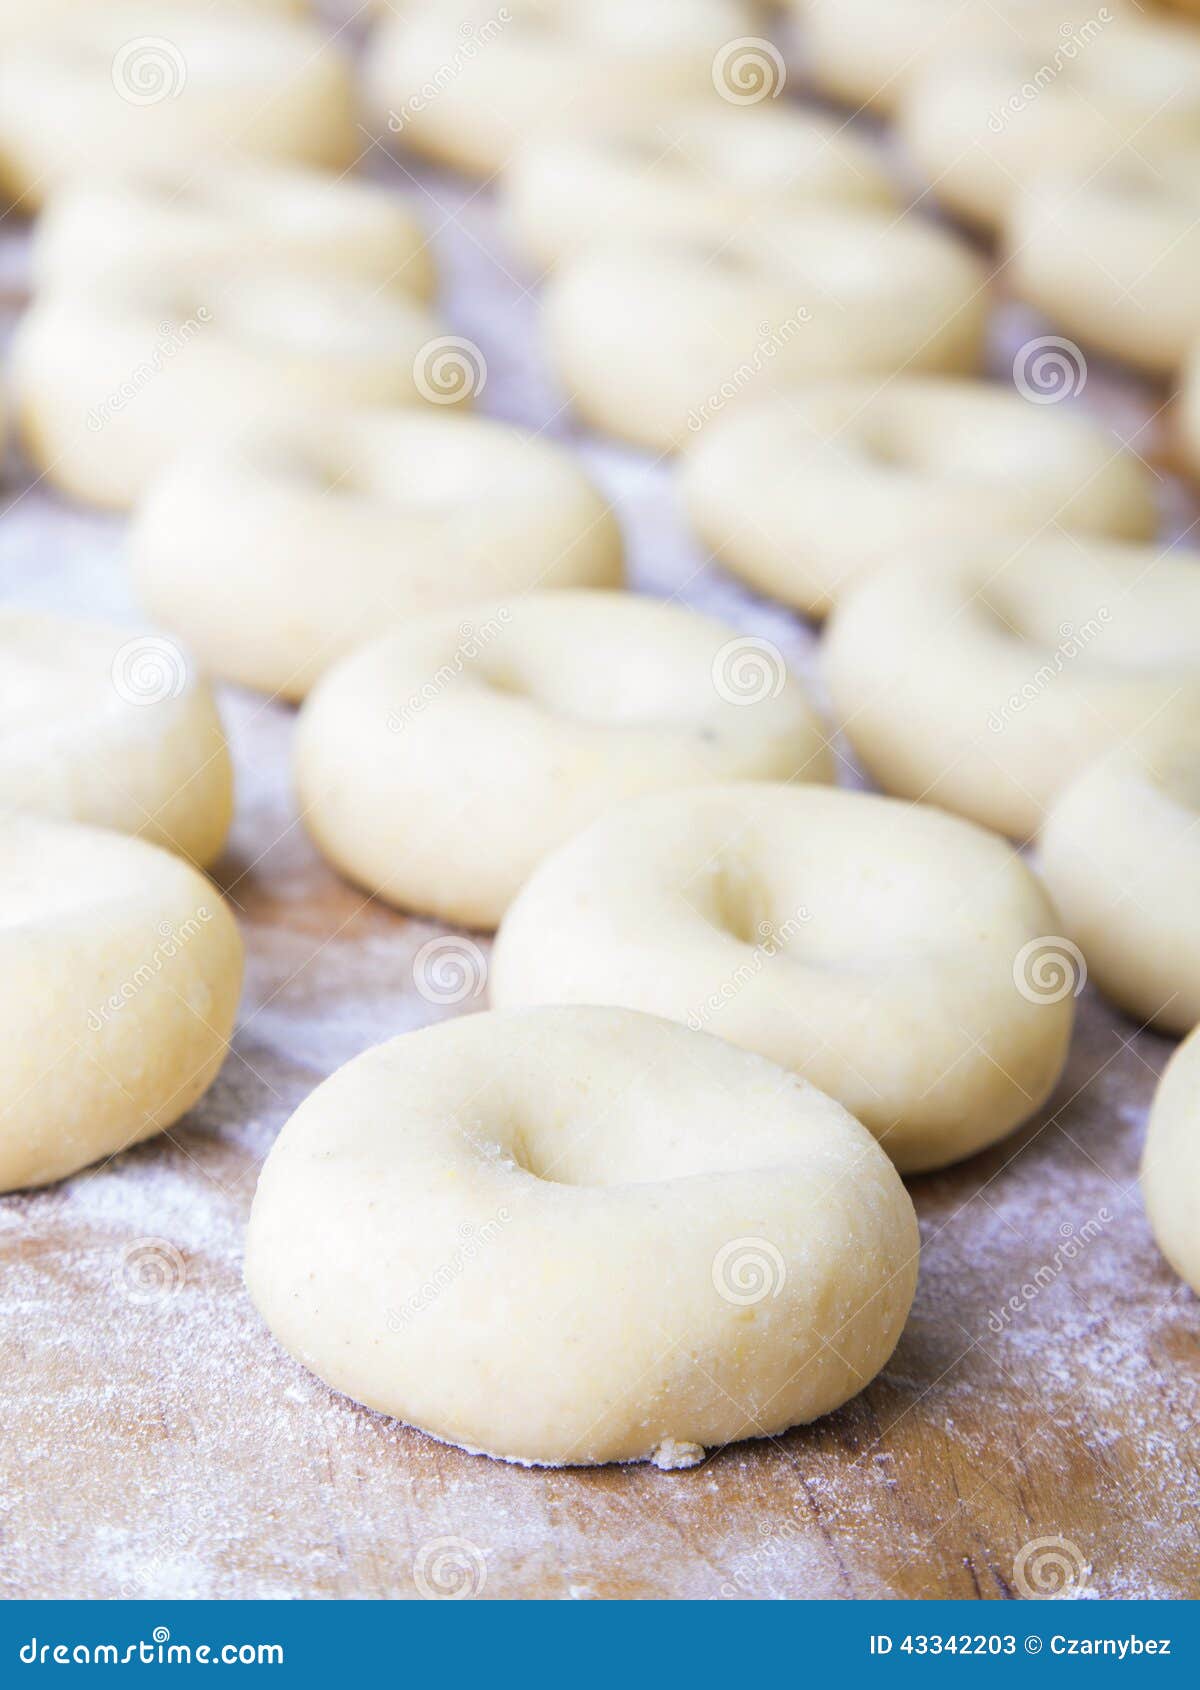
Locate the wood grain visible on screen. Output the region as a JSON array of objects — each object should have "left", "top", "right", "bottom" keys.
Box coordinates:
[{"left": 2, "top": 83, "right": 1200, "bottom": 1606}]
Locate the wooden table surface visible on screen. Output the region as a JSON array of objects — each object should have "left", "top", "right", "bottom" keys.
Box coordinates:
[{"left": 3, "top": 58, "right": 1200, "bottom": 1602}]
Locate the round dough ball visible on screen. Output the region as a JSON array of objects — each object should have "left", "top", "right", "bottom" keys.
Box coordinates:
[
  {"left": 245, "top": 1005, "right": 920, "bottom": 1467},
  {"left": 543, "top": 212, "right": 987, "bottom": 451},
  {"left": 1040, "top": 725, "right": 1200, "bottom": 1036},
  {"left": 1142, "top": 1024, "right": 1200, "bottom": 1296},
  {"left": 130, "top": 410, "right": 623, "bottom": 700},
  {"left": 502, "top": 100, "right": 896, "bottom": 272},
  {"left": 0, "top": 815, "right": 242, "bottom": 1192},
  {"left": 680, "top": 378, "right": 1157, "bottom": 617},
  {"left": 295, "top": 591, "right": 832, "bottom": 929},
  {"left": 823, "top": 536, "right": 1200, "bottom": 841},
  {"left": 896, "top": 17, "right": 1200, "bottom": 231},
  {"left": 787, "top": 0, "right": 1127, "bottom": 114},
  {"left": 32, "top": 163, "right": 436, "bottom": 302},
  {"left": 1008, "top": 156, "right": 1200, "bottom": 377},
  {"left": 363, "top": 0, "right": 755, "bottom": 177},
  {"left": 0, "top": 4, "right": 355, "bottom": 210},
  {"left": 11, "top": 267, "right": 446, "bottom": 509},
  {"left": 0, "top": 609, "right": 232, "bottom": 866},
  {"left": 492, "top": 784, "right": 1074, "bottom": 1173}
]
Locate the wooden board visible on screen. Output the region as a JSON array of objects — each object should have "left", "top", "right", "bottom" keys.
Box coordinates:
[{"left": 2, "top": 128, "right": 1200, "bottom": 1606}]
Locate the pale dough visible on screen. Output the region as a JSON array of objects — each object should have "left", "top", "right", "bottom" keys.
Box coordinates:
[
  {"left": 786, "top": 0, "right": 1132, "bottom": 114},
  {"left": 1142, "top": 1025, "right": 1200, "bottom": 1296},
  {"left": 823, "top": 536, "right": 1200, "bottom": 841},
  {"left": 130, "top": 410, "right": 623, "bottom": 700},
  {"left": 0, "top": 4, "right": 355, "bottom": 210},
  {"left": 679, "top": 378, "right": 1156, "bottom": 617},
  {"left": 0, "top": 610, "right": 232, "bottom": 866},
  {"left": 295, "top": 591, "right": 832, "bottom": 930},
  {"left": 896, "top": 16, "right": 1200, "bottom": 231},
  {"left": 0, "top": 815, "right": 242, "bottom": 1192},
  {"left": 1040, "top": 725, "right": 1200, "bottom": 1036},
  {"left": 12, "top": 268, "right": 445, "bottom": 508},
  {"left": 32, "top": 163, "right": 437, "bottom": 302},
  {"left": 491, "top": 784, "right": 1074, "bottom": 1174},
  {"left": 502, "top": 101, "right": 895, "bottom": 272},
  {"left": 245, "top": 1005, "right": 920, "bottom": 1467},
  {"left": 543, "top": 212, "right": 987, "bottom": 451},
  {"left": 364, "top": 0, "right": 755, "bottom": 178},
  {"left": 1008, "top": 157, "right": 1200, "bottom": 377}
]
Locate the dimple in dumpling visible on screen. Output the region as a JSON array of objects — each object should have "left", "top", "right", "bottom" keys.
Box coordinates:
[{"left": 245, "top": 1006, "right": 920, "bottom": 1467}]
